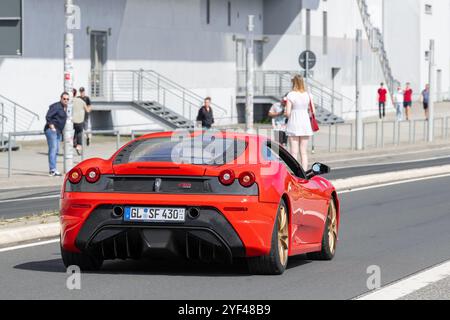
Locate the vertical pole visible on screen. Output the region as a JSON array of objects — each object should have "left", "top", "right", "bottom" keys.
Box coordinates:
[
  {"left": 334, "top": 125, "right": 338, "bottom": 152},
  {"left": 1, "top": 103, "right": 4, "bottom": 147},
  {"left": 13, "top": 105, "right": 17, "bottom": 134},
  {"left": 328, "top": 125, "right": 332, "bottom": 152},
  {"left": 350, "top": 123, "right": 354, "bottom": 151},
  {"left": 138, "top": 68, "right": 143, "bottom": 101},
  {"left": 331, "top": 75, "right": 335, "bottom": 115},
  {"left": 8, "top": 133, "right": 12, "bottom": 178},
  {"left": 116, "top": 131, "right": 120, "bottom": 150},
  {"left": 355, "top": 30, "right": 363, "bottom": 150},
  {"left": 63, "top": 0, "right": 75, "bottom": 174},
  {"left": 245, "top": 15, "right": 255, "bottom": 133},
  {"left": 428, "top": 39, "right": 435, "bottom": 142},
  {"left": 81, "top": 130, "right": 86, "bottom": 161}
]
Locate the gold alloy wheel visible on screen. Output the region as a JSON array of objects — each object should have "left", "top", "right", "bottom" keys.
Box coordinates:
[
  {"left": 327, "top": 201, "right": 338, "bottom": 254},
  {"left": 277, "top": 206, "right": 289, "bottom": 266}
]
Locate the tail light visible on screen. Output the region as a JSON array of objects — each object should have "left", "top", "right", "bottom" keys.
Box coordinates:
[
  {"left": 238, "top": 171, "right": 255, "bottom": 188},
  {"left": 219, "top": 169, "right": 235, "bottom": 186},
  {"left": 85, "top": 167, "right": 101, "bottom": 183},
  {"left": 68, "top": 168, "right": 82, "bottom": 184}
]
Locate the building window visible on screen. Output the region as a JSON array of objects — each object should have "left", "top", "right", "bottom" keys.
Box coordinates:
[
  {"left": 425, "top": 4, "right": 432, "bottom": 15},
  {"left": 206, "top": 0, "right": 211, "bottom": 24},
  {"left": 323, "top": 11, "right": 328, "bottom": 55},
  {"left": 227, "top": 1, "right": 231, "bottom": 26},
  {"left": 0, "top": 0, "right": 23, "bottom": 56}
]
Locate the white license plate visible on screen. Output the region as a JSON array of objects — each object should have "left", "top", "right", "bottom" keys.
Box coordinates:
[{"left": 124, "top": 207, "right": 185, "bottom": 223}]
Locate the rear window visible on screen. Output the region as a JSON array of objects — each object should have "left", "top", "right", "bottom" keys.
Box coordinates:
[{"left": 115, "top": 136, "right": 247, "bottom": 165}]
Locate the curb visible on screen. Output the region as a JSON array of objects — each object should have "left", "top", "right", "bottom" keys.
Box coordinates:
[
  {"left": 332, "top": 164, "right": 450, "bottom": 191},
  {"left": 0, "top": 222, "right": 60, "bottom": 247},
  {"left": 1, "top": 165, "right": 450, "bottom": 248}
]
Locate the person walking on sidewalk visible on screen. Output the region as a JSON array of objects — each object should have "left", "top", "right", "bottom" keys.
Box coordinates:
[
  {"left": 403, "top": 83, "right": 413, "bottom": 121},
  {"left": 268, "top": 96, "right": 288, "bottom": 147},
  {"left": 72, "top": 88, "right": 89, "bottom": 155},
  {"left": 421, "top": 84, "right": 430, "bottom": 120},
  {"left": 196, "top": 97, "right": 214, "bottom": 129},
  {"left": 78, "top": 87, "right": 92, "bottom": 145},
  {"left": 394, "top": 85, "right": 404, "bottom": 122},
  {"left": 377, "top": 83, "right": 387, "bottom": 120},
  {"left": 285, "top": 75, "right": 315, "bottom": 170},
  {"left": 44, "top": 92, "right": 68, "bottom": 177}
]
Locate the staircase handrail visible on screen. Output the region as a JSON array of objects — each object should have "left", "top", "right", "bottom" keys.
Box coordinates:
[
  {"left": 0, "top": 94, "right": 40, "bottom": 120},
  {"left": 141, "top": 70, "right": 229, "bottom": 117}
]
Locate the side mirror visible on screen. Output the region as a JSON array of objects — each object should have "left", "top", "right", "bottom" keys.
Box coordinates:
[{"left": 307, "top": 163, "right": 331, "bottom": 178}]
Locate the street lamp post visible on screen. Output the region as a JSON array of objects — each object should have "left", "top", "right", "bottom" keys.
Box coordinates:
[
  {"left": 63, "top": 0, "right": 75, "bottom": 173},
  {"left": 245, "top": 15, "right": 255, "bottom": 134}
]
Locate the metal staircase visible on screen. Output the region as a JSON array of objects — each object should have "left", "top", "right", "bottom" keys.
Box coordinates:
[
  {"left": 132, "top": 101, "right": 193, "bottom": 129},
  {"left": 90, "top": 70, "right": 229, "bottom": 130},
  {"left": 0, "top": 94, "right": 40, "bottom": 152},
  {"left": 237, "top": 71, "right": 352, "bottom": 124},
  {"left": 357, "top": 0, "right": 400, "bottom": 95}
]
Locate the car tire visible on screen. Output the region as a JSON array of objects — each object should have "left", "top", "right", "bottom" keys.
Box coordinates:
[
  {"left": 248, "top": 200, "right": 289, "bottom": 275},
  {"left": 61, "top": 246, "right": 104, "bottom": 271},
  {"left": 307, "top": 199, "right": 338, "bottom": 261}
]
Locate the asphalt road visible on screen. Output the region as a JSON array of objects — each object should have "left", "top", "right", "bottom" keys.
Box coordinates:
[
  {"left": 327, "top": 155, "right": 450, "bottom": 180},
  {"left": 1, "top": 156, "right": 449, "bottom": 219},
  {"left": 0, "top": 187, "right": 60, "bottom": 219},
  {"left": 0, "top": 175, "right": 450, "bottom": 299}
]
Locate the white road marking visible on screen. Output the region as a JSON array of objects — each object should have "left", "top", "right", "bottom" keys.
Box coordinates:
[
  {"left": 325, "top": 146, "right": 450, "bottom": 164},
  {"left": 356, "top": 259, "right": 450, "bottom": 300},
  {"left": 0, "top": 195, "right": 59, "bottom": 204},
  {"left": 338, "top": 173, "right": 450, "bottom": 194},
  {"left": 0, "top": 238, "right": 59, "bottom": 253},
  {"left": 333, "top": 155, "right": 450, "bottom": 170}
]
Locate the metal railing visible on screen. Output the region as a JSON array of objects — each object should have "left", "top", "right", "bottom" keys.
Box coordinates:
[
  {"left": 7, "top": 131, "right": 44, "bottom": 178},
  {"left": 236, "top": 70, "right": 355, "bottom": 118},
  {"left": 7, "top": 130, "right": 125, "bottom": 178},
  {"left": 90, "top": 69, "right": 231, "bottom": 124},
  {"left": 80, "top": 130, "right": 122, "bottom": 161},
  {"left": 0, "top": 95, "right": 40, "bottom": 141},
  {"left": 361, "top": 118, "right": 450, "bottom": 150},
  {"left": 130, "top": 129, "right": 161, "bottom": 140}
]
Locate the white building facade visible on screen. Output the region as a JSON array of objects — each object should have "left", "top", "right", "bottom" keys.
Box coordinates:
[{"left": 0, "top": 0, "right": 448, "bottom": 134}]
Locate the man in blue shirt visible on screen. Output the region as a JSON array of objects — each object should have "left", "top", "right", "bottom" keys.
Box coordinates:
[{"left": 44, "top": 92, "right": 68, "bottom": 176}]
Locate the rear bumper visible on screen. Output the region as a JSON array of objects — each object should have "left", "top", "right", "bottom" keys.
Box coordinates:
[{"left": 60, "top": 193, "right": 278, "bottom": 259}]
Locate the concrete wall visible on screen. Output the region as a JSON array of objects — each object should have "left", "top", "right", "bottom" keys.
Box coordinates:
[
  {"left": 262, "top": 0, "right": 385, "bottom": 118},
  {"left": 0, "top": 0, "right": 266, "bottom": 132},
  {"left": 384, "top": 0, "right": 450, "bottom": 100},
  {"left": 1, "top": 0, "right": 447, "bottom": 135}
]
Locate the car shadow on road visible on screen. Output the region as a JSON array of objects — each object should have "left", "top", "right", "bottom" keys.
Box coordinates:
[{"left": 14, "top": 255, "right": 312, "bottom": 276}]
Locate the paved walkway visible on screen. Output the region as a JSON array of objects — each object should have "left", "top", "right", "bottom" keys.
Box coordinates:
[{"left": 0, "top": 102, "right": 449, "bottom": 189}]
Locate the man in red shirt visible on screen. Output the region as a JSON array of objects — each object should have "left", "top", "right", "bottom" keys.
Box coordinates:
[
  {"left": 377, "top": 83, "right": 387, "bottom": 119},
  {"left": 403, "top": 82, "right": 413, "bottom": 121}
]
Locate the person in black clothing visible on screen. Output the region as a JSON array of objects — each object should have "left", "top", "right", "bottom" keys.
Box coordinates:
[
  {"left": 78, "top": 87, "right": 92, "bottom": 145},
  {"left": 44, "top": 92, "right": 68, "bottom": 176},
  {"left": 196, "top": 97, "right": 214, "bottom": 129}
]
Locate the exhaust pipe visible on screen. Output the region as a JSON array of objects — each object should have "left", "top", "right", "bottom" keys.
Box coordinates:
[
  {"left": 188, "top": 207, "right": 200, "bottom": 219},
  {"left": 112, "top": 206, "right": 124, "bottom": 217}
]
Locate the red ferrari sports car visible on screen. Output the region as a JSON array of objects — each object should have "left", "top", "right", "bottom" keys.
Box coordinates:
[{"left": 60, "top": 130, "right": 340, "bottom": 275}]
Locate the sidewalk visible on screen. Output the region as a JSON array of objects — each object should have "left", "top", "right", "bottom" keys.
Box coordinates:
[
  {"left": 0, "top": 101, "right": 449, "bottom": 189},
  {"left": 1, "top": 137, "right": 450, "bottom": 190},
  {"left": 0, "top": 135, "right": 132, "bottom": 189}
]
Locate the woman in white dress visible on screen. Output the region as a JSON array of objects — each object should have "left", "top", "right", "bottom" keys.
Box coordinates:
[{"left": 285, "top": 75, "right": 315, "bottom": 170}]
